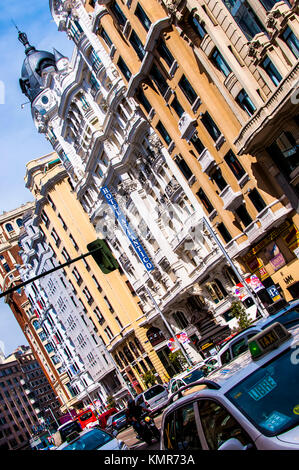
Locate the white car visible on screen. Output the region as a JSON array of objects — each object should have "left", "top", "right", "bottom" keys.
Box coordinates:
[
  {"left": 135, "top": 384, "right": 169, "bottom": 415},
  {"left": 160, "top": 322, "right": 299, "bottom": 450},
  {"left": 207, "top": 299, "right": 299, "bottom": 369},
  {"left": 56, "top": 427, "right": 129, "bottom": 450},
  {"left": 168, "top": 365, "right": 207, "bottom": 396}
]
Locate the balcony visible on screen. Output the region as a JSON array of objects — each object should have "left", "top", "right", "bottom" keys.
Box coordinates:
[
  {"left": 197, "top": 148, "right": 216, "bottom": 173},
  {"left": 178, "top": 112, "right": 197, "bottom": 140},
  {"left": 235, "top": 62, "right": 299, "bottom": 155},
  {"left": 220, "top": 185, "right": 243, "bottom": 211}
]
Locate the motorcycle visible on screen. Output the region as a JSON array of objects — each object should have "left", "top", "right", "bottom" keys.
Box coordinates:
[{"left": 137, "top": 414, "right": 160, "bottom": 445}]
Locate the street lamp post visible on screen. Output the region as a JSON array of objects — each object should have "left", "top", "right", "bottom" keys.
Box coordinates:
[{"left": 203, "top": 217, "right": 269, "bottom": 318}]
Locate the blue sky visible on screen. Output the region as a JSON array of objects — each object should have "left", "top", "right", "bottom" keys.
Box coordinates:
[{"left": 0, "top": 0, "right": 74, "bottom": 355}]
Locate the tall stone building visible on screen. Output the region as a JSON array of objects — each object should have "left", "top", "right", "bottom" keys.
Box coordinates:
[
  {"left": 18, "top": 5, "right": 244, "bottom": 368},
  {"left": 0, "top": 346, "right": 59, "bottom": 450},
  {"left": 18, "top": 0, "right": 299, "bottom": 371},
  {"left": 23, "top": 152, "right": 173, "bottom": 394},
  {"left": 85, "top": 0, "right": 299, "bottom": 302}
]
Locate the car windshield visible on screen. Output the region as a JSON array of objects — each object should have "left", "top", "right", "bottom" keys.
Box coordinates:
[
  {"left": 63, "top": 429, "right": 114, "bottom": 450},
  {"left": 79, "top": 411, "right": 93, "bottom": 421},
  {"left": 225, "top": 347, "right": 299, "bottom": 437},
  {"left": 60, "top": 421, "right": 81, "bottom": 441},
  {"left": 182, "top": 368, "right": 205, "bottom": 384},
  {"left": 144, "top": 385, "right": 165, "bottom": 400}
]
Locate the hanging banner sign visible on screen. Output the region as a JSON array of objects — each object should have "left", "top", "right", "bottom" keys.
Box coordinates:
[
  {"left": 101, "top": 186, "right": 154, "bottom": 272},
  {"left": 167, "top": 332, "right": 190, "bottom": 352},
  {"left": 233, "top": 275, "right": 264, "bottom": 301}
]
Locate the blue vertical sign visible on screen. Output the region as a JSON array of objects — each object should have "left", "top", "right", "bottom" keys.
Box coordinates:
[{"left": 101, "top": 186, "right": 154, "bottom": 272}]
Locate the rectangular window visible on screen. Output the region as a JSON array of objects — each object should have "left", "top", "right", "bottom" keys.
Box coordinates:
[
  {"left": 149, "top": 63, "right": 168, "bottom": 96},
  {"left": 61, "top": 248, "right": 70, "bottom": 262},
  {"left": 58, "top": 214, "right": 67, "bottom": 230},
  {"left": 117, "top": 56, "right": 132, "bottom": 81},
  {"left": 248, "top": 188, "right": 267, "bottom": 213},
  {"left": 105, "top": 326, "right": 114, "bottom": 340},
  {"left": 235, "top": 204, "right": 253, "bottom": 227},
  {"left": 259, "top": 0, "right": 282, "bottom": 10},
  {"left": 157, "top": 40, "right": 174, "bottom": 67},
  {"left": 224, "top": 150, "right": 246, "bottom": 180},
  {"left": 170, "top": 96, "right": 184, "bottom": 118},
  {"left": 196, "top": 188, "right": 214, "bottom": 214},
  {"left": 188, "top": 13, "right": 206, "bottom": 39},
  {"left": 129, "top": 30, "right": 145, "bottom": 60},
  {"left": 94, "top": 307, "right": 105, "bottom": 325},
  {"left": 134, "top": 3, "right": 151, "bottom": 31},
  {"left": 222, "top": 0, "right": 265, "bottom": 40},
  {"left": 104, "top": 296, "right": 114, "bottom": 312},
  {"left": 261, "top": 57, "right": 282, "bottom": 86},
  {"left": 156, "top": 121, "right": 172, "bottom": 145},
  {"left": 211, "top": 48, "right": 231, "bottom": 77},
  {"left": 178, "top": 74, "right": 198, "bottom": 105},
  {"left": 99, "top": 27, "right": 113, "bottom": 48},
  {"left": 236, "top": 89, "right": 256, "bottom": 116},
  {"left": 217, "top": 222, "right": 232, "bottom": 243},
  {"left": 174, "top": 155, "right": 193, "bottom": 180},
  {"left": 115, "top": 316, "right": 123, "bottom": 329},
  {"left": 191, "top": 133, "right": 205, "bottom": 155},
  {"left": 201, "top": 112, "right": 221, "bottom": 141},
  {"left": 211, "top": 168, "right": 227, "bottom": 191},
  {"left": 282, "top": 26, "right": 299, "bottom": 59},
  {"left": 110, "top": 1, "right": 127, "bottom": 26},
  {"left": 136, "top": 88, "right": 152, "bottom": 113}
]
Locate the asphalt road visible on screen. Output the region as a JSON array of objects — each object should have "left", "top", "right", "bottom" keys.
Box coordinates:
[{"left": 117, "top": 413, "right": 163, "bottom": 450}]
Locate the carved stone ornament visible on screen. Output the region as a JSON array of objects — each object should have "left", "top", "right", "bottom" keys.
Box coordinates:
[
  {"left": 266, "top": 9, "right": 281, "bottom": 32},
  {"left": 247, "top": 40, "right": 261, "bottom": 58},
  {"left": 161, "top": 0, "right": 182, "bottom": 14}
]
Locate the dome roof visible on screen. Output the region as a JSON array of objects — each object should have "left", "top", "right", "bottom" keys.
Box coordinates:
[{"left": 19, "top": 31, "right": 56, "bottom": 103}]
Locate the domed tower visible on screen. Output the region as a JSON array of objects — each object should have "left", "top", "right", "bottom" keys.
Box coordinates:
[{"left": 18, "top": 30, "right": 57, "bottom": 102}]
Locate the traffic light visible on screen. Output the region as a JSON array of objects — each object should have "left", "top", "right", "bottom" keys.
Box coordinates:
[{"left": 87, "top": 239, "right": 119, "bottom": 274}]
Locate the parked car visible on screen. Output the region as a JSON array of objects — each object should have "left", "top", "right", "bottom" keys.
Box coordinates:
[
  {"left": 76, "top": 408, "right": 98, "bottom": 430},
  {"left": 208, "top": 299, "right": 299, "bottom": 368},
  {"left": 168, "top": 366, "right": 207, "bottom": 397},
  {"left": 160, "top": 323, "right": 299, "bottom": 450},
  {"left": 97, "top": 407, "right": 118, "bottom": 429},
  {"left": 105, "top": 409, "right": 128, "bottom": 434},
  {"left": 135, "top": 384, "right": 169, "bottom": 415},
  {"left": 56, "top": 427, "right": 129, "bottom": 450},
  {"left": 54, "top": 419, "right": 83, "bottom": 446}
]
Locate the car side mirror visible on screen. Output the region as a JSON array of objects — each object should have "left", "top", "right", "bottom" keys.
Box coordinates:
[{"left": 218, "top": 438, "right": 248, "bottom": 450}]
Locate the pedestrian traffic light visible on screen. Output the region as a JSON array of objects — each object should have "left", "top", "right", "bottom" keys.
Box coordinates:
[{"left": 87, "top": 239, "right": 119, "bottom": 274}]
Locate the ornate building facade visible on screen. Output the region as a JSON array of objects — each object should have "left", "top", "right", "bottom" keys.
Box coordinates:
[
  {"left": 85, "top": 0, "right": 299, "bottom": 302},
  {"left": 18, "top": 0, "right": 297, "bottom": 372}
]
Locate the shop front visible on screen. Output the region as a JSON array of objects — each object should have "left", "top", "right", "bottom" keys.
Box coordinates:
[{"left": 240, "top": 219, "right": 299, "bottom": 304}]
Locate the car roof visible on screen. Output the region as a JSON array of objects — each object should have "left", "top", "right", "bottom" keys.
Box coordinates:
[
  {"left": 255, "top": 300, "right": 299, "bottom": 329},
  {"left": 56, "top": 427, "right": 111, "bottom": 449},
  {"left": 165, "top": 325, "right": 299, "bottom": 412},
  {"left": 171, "top": 365, "right": 204, "bottom": 381}
]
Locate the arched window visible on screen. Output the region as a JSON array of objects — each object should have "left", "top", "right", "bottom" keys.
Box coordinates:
[
  {"left": 206, "top": 279, "right": 228, "bottom": 304},
  {"left": 16, "top": 219, "right": 23, "bottom": 227},
  {"left": 114, "top": 353, "right": 123, "bottom": 369},
  {"left": 123, "top": 346, "right": 134, "bottom": 363},
  {"left": 224, "top": 266, "right": 239, "bottom": 287},
  {"left": 134, "top": 337, "right": 145, "bottom": 353},
  {"left": 146, "top": 327, "right": 165, "bottom": 346},
  {"left": 119, "top": 351, "right": 128, "bottom": 366},
  {"left": 173, "top": 311, "right": 188, "bottom": 330},
  {"left": 129, "top": 341, "right": 139, "bottom": 358},
  {"left": 32, "top": 320, "right": 40, "bottom": 330},
  {"left": 5, "top": 223, "right": 14, "bottom": 233}
]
